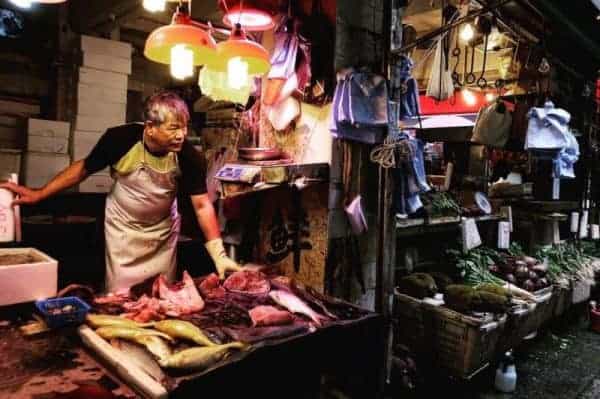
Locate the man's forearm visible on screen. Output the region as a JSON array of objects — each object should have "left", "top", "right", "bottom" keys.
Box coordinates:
[
  {"left": 39, "top": 160, "right": 89, "bottom": 199},
  {"left": 191, "top": 194, "right": 221, "bottom": 241}
]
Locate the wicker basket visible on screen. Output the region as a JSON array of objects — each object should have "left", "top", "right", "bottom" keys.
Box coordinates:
[
  {"left": 499, "top": 286, "right": 553, "bottom": 351},
  {"left": 393, "top": 289, "right": 506, "bottom": 379},
  {"left": 425, "top": 303, "right": 507, "bottom": 379},
  {"left": 551, "top": 286, "right": 572, "bottom": 318},
  {"left": 392, "top": 291, "right": 427, "bottom": 355}
]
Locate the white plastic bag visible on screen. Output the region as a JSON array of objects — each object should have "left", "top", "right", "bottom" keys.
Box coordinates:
[{"left": 426, "top": 39, "right": 454, "bottom": 101}]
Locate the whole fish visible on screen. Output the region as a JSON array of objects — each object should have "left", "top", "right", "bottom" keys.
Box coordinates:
[
  {"left": 159, "top": 342, "right": 246, "bottom": 369},
  {"left": 96, "top": 326, "right": 174, "bottom": 343},
  {"left": 154, "top": 320, "right": 216, "bottom": 347},
  {"left": 114, "top": 339, "right": 168, "bottom": 384},
  {"left": 269, "top": 290, "right": 327, "bottom": 326},
  {"left": 87, "top": 314, "right": 155, "bottom": 329},
  {"left": 133, "top": 335, "right": 172, "bottom": 363}
]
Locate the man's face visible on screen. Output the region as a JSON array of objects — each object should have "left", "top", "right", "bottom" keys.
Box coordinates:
[{"left": 148, "top": 111, "right": 188, "bottom": 152}]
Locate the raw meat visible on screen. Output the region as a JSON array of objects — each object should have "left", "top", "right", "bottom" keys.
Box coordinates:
[
  {"left": 199, "top": 273, "right": 226, "bottom": 299},
  {"left": 154, "top": 271, "right": 205, "bottom": 315},
  {"left": 249, "top": 306, "right": 293, "bottom": 327},
  {"left": 269, "top": 290, "right": 327, "bottom": 326},
  {"left": 223, "top": 270, "right": 270, "bottom": 295},
  {"left": 122, "top": 271, "right": 205, "bottom": 322}
]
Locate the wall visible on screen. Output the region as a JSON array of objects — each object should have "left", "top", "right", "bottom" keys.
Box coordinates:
[{"left": 330, "top": 0, "right": 386, "bottom": 310}]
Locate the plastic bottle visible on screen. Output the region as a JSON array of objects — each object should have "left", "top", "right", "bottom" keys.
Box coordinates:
[
  {"left": 0, "top": 184, "right": 15, "bottom": 242},
  {"left": 495, "top": 350, "right": 517, "bottom": 393}
]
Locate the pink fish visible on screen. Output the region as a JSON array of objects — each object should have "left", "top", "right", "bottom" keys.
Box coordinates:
[{"left": 268, "top": 290, "right": 327, "bottom": 326}]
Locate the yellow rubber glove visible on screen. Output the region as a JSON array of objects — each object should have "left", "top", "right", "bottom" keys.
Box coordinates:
[{"left": 205, "top": 238, "right": 242, "bottom": 279}]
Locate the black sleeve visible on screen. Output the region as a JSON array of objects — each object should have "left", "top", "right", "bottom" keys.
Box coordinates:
[
  {"left": 83, "top": 124, "right": 142, "bottom": 175},
  {"left": 178, "top": 140, "right": 208, "bottom": 196}
]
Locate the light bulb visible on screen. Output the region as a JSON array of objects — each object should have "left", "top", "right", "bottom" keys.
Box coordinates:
[
  {"left": 460, "top": 23, "right": 474, "bottom": 42},
  {"left": 170, "top": 44, "right": 194, "bottom": 80},
  {"left": 485, "top": 92, "right": 496, "bottom": 102},
  {"left": 10, "top": 0, "right": 33, "bottom": 8},
  {"left": 462, "top": 89, "right": 477, "bottom": 106},
  {"left": 143, "top": 0, "right": 165, "bottom": 12},
  {"left": 227, "top": 57, "right": 249, "bottom": 89}
]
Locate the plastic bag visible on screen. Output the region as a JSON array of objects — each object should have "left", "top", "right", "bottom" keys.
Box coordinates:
[{"left": 426, "top": 39, "right": 454, "bottom": 101}]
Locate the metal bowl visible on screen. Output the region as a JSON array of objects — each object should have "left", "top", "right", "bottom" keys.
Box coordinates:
[{"left": 238, "top": 147, "right": 283, "bottom": 161}]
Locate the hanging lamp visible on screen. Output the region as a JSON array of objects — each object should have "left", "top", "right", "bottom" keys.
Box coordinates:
[
  {"left": 143, "top": 0, "right": 190, "bottom": 13},
  {"left": 144, "top": 9, "right": 218, "bottom": 69},
  {"left": 10, "top": 0, "right": 66, "bottom": 8},
  {"left": 219, "top": 0, "right": 274, "bottom": 31},
  {"left": 212, "top": 23, "right": 270, "bottom": 76}
]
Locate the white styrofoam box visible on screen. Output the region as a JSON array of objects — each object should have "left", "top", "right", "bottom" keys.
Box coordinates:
[
  {"left": 78, "top": 83, "right": 127, "bottom": 105},
  {"left": 0, "top": 149, "right": 22, "bottom": 175},
  {"left": 82, "top": 52, "right": 132, "bottom": 75},
  {"left": 23, "top": 152, "right": 70, "bottom": 188},
  {"left": 79, "top": 67, "right": 128, "bottom": 91},
  {"left": 27, "top": 118, "right": 70, "bottom": 154},
  {"left": 72, "top": 130, "right": 103, "bottom": 160},
  {"left": 0, "top": 99, "right": 40, "bottom": 117},
  {"left": 0, "top": 247, "right": 57, "bottom": 305},
  {"left": 75, "top": 114, "right": 125, "bottom": 133},
  {"left": 79, "top": 174, "right": 113, "bottom": 193},
  {"left": 77, "top": 98, "right": 126, "bottom": 120},
  {"left": 81, "top": 35, "right": 132, "bottom": 60}
]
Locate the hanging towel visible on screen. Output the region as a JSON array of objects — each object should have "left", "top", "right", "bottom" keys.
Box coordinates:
[{"left": 525, "top": 101, "right": 570, "bottom": 150}]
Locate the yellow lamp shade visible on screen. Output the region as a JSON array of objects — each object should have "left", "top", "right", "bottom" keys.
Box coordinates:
[
  {"left": 210, "top": 24, "right": 270, "bottom": 76},
  {"left": 144, "top": 12, "right": 217, "bottom": 66}
]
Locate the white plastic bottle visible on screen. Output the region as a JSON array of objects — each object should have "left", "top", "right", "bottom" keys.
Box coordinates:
[
  {"left": 0, "top": 181, "right": 15, "bottom": 242},
  {"left": 495, "top": 350, "right": 517, "bottom": 393}
]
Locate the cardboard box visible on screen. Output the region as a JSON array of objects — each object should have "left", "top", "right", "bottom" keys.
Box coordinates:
[
  {"left": 23, "top": 152, "right": 70, "bottom": 188},
  {"left": 82, "top": 52, "right": 132, "bottom": 75},
  {"left": 27, "top": 118, "right": 70, "bottom": 154},
  {"left": 74, "top": 115, "right": 125, "bottom": 133},
  {"left": 0, "top": 99, "right": 40, "bottom": 117},
  {"left": 79, "top": 174, "right": 113, "bottom": 193},
  {"left": 72, "top": 130, "right": 102, "bottom": 161},
  {"left": 77, "top": 98, "right": 126, "bottom": 120},
  {"left": 78, "top": 83, "right": 127, "bottom": 105},
  {"left": 0, "top": 247, "right": 57, "bottom": 305},
  {"left": 81, "top": 35, "right": 132, "bottom": 60},
  {"left": 79, "top": 67, "right": 128, "bottom": 91},
  {"left": 0, "top": 149, "right": 22, "bottom": 175}
]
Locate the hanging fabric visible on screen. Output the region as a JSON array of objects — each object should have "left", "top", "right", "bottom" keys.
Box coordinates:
[
  {"left": 390, "top": 54, "right": 421, "bottom": 120},
  {"left": 471, "top": 101, "right": 513, "bottom": 148},
  {"left": 525, "top": 101, "right": 571, "bottom": 150}
]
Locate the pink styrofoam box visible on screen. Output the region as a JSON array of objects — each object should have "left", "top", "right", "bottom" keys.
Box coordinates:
[{"left": 0, "top": 248, "right": 57, "bottom": 305}]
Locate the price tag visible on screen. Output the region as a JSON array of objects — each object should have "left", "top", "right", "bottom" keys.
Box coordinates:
[
  {"left": 461, "top": 218, "right": 481, "bottom": 252},
  {"left": 591, "top": 224, "right": 600, "bottom": 240},
  {"left": 552, "top": 178, "right": 560, "bottom": 200},
  {"left": 498, "top": 221, "right": 511, "bottom": 249},
  {"left": 500, "top": 206, "right": 513, "bottom": 232},
  {"left": 570, "top": 212, "right": 580, "bottom": 233},
  {"left": 579, "top": 210, "right": 589, "bottom": 239}
]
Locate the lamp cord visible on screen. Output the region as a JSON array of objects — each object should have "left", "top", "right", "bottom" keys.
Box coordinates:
[{"left": 237, "top": 0, "right": 244, "bottom": 25}]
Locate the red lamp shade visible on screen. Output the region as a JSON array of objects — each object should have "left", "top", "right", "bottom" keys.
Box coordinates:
[
  {"left": 211, "top": 24, "right": 270, "bottom": 75},
  {"left": 144, "top": 12, "right": 217, "bottom": 66},
  {"left": 37, "top": 0, "right": 67, "bottom": 2},
  {"left": 219, "top": 0, "right": 274, "bottom": 31}
]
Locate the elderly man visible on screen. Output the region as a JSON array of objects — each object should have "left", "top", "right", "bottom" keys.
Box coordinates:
[{"left": 0, "top": 91, "right": 240, "bottom": 292}]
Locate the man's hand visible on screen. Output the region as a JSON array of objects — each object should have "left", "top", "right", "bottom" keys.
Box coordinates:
[
  {"left": 0, "top": 182, "right": 44, "bottom": 206},
  {"left": 205, "top": 238, "right": 242, "bottom": 279}
]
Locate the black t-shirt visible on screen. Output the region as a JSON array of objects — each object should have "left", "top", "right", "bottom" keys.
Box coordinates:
[{"left": 84, "top": 123, "right": 207, "bottom": 196}]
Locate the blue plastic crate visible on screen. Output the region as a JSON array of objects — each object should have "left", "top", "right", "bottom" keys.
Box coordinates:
[{"left": 35, "top": 296, "right": 91, "bottom": 329}]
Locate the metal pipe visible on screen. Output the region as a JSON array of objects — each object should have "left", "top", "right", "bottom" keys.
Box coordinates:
[{"left": 393, "top": 0, "right": 514, "bottom": 54}]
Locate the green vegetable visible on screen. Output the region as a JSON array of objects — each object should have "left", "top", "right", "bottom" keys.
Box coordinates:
[{"left": 447, "top": 248, "right": 506, "bottom": 287}]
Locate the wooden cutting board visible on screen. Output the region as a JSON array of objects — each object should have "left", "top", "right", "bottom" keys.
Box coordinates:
[{"left": 78, "top": 325, "right": 168, "bottom": 399}]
